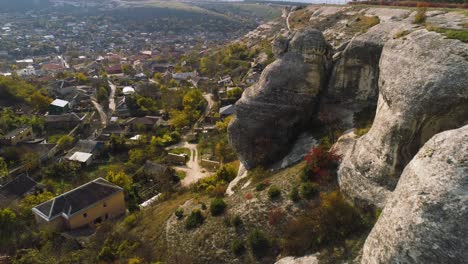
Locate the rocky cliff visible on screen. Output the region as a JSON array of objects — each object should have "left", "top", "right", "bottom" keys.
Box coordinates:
[
  {"left": 228, "top": 28, "right": 331, "bottom": 169},
  {"left": 339, "top": 29, "right": 468, "bottom": 207},
  {"left": 361, "top": 125, "right": 468, "bottom": 264},
  {"left": 224, "top": 5, "right": 467, "bottom": 264}
]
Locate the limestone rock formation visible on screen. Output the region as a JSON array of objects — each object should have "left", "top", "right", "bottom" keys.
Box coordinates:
[
  {"left": 339, "top": 29, "right": 468, "bottom": 207},
  {"left": 228, "top": 28, "right": 331, "bottom": 169},
  {"left": 326, "top": 23, "right": 394, "bottom": 104},
  {"left": 361, "top": 125, "right": 468, "bottom": 264}
]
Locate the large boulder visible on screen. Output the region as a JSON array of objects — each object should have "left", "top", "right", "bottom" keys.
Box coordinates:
[
  {"left": 361, "top": 125, "right": 468, "bottom": 264},
  {"left": 228, "top": 28, "right": 332, "bottom": 169},
  {"left": 338, "top": 29, "right": 468, "bottom": 207}
]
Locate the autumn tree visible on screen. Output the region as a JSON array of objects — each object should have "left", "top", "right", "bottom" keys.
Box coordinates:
[{"left": 106, "top": 170, "right": 133, "bottom": 191}]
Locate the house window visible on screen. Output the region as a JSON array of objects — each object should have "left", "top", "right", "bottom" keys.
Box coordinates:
[
  {"left": 83, "top": 213, "right": 87, "bottom": 218},
  {"left": 103, "top": 202, "right": 107, "bottom": 207}
]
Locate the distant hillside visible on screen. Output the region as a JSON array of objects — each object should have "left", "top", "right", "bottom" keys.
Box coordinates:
[{"left": 0, "top": 0, "right": 52, "bottom": 11}]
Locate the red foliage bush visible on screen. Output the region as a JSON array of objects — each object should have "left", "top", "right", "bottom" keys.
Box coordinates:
[
  {"left": 268, "top": 208, "right": 285, "bottom": 226},
  {"left": 303, "top": 146, "right": 341, "bottom": 182},
  {"left": 244, "top": 193, "right": 253, "bottom": 200}
]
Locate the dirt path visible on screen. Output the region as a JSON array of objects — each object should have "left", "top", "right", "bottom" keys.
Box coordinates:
[
  {"left": 165, "top": 93, "right": 216, "bottom": 186},
  {"left": 91, "top": 99, "right": 107, "bottom": 126},
  {"left": 108, "top": 80, "right": 116, "bottom": 112},
  {"left": 167, "top": 141, "right": 211, "bottom": 187}
]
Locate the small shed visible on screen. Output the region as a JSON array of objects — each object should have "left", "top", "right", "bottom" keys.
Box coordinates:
[
  {"left": 49, "top": 99, "right": 70, "bottom": 114},
  {"left": 67, "top": 152, "right": 93, "bottom": 166}
]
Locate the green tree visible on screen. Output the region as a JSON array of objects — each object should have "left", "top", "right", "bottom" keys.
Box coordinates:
[
  {"left": 153, "top": 72, "right": 163, "bottom": 82},
  {"left": 57, "top": 135, "right": 75, "bottom": 151},
  {"left": 107, "top": 134, "right": 126, "bottom": 152},
  {"left": 227, "top": 87, "right": 243, "bottom": 101},
  {"left": 0, "top": 157, "right": 7, "bottom": 178},
  {"left": 183, "top": 89, "right": 205, "bottom": 111},
  {"left": 215, "top": 164, "right": 237, "bottom": 183},
  {"left": 29, "top": 91, "right": 52, "bottom": 112},
  {"left": 19, "top": 191, "right": 55, "bottom": 216},
  {"left": 97, "top": 86, "right": 109, "bottom": 103},
  {"left": 122, "top": 65, "right": 136, "bottom": 76},
  {"left": 21, "top": 152, "right": 40, "bottom": 173},
  {"left": 106, "top": 170, "right": 133, "bottom": 191},
  {"left": 128, "top": 148, "right": 146, "bottom": 165},
  {"left": 214, "top": 138, "right": 236, "bottom": 163},
  {"left": 75, "top": 73, "right": 88, "bottom": 84},
  {"left": 215, "top": 116, "right": 233, "bottom": 133},
  {"left": 0, "top": 208, "right": 17, "bottom": 244},
  {"left": 200, "top": 56, "right": 217, "bottom": 76}
]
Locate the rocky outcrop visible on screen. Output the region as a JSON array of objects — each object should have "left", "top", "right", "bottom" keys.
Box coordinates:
[
  {"left": 326, "top": 22, "right": 396, "bottom": 104},
  {"left": 361, "top": 125, "right": 468, "bottom": 264},
  {"left": 228, "top": 28, "right": 331, "bottom": 169},
  {"left": 338, "top": 29, "right": 468, "bottom": 207}
]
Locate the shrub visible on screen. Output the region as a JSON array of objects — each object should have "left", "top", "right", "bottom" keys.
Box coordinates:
[
  {"left": 268, "top": 186, "right": 281, "bottom": 200},
  {"left": 210, "top": 198, "right": 227, "bottom": 216},
  {"left": 201, "top": 203, "right": 207, "bottom": 210},
  {"left": 282, "top": 191, "right": 364, "bottom": 256},
  {"left": 209, "top": 184, "right": 227, "bottom": 198},
  {"left": 304, "top": 146, "right": 341, "bottom": 182},
  {"left": 175, "top": 209, "right": 184, "bottom": 219},
  {"left": 185, "top": 210, "right": 204, "bottom": 229},
  {"left": 393, "top": 30, "right": 410, "bottom": 39},
  {"left": 232, "top": 215, "right": 243, "bottom": 229},
  {"left": 215, "top": 164, "right": 237, "bottom": 182},
  {"left": 414, "top": 7, "right": 427, "bottom": 24},
  {"left": 123, "top": 214, "right": 138, "bottom": 227},
  {"left": 244, "top": 193, "right": 253, "bottom": 200},
  {"left": 255, "top": 182, "right": 267, "bottom": 191},
  {"left": 289, "top": 186, "right": 300, "bottom": 203},
  {"left": 248, "top": 229, "right": 270, "bottom": 259},
  {"left": 268, "top": 208, "right": 284, "bottom": 226},
  {"left": 249, "top": 166, "right": 270, "bottom": 183},
  {"left": 355, "top": 125, "right": 371, "bottom": 137},
  {"left": 301, "top": 182, "right": 319, "bottom": 200},
  {"left": 231, "top": 239, "right": 246, "bottom": 256}
]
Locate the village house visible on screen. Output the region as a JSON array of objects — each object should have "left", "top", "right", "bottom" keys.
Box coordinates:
[
  {"left": 32, "top": 178, "right": 126, "bottom": 230},
  {"left": 167, "top": 153, "right": 188, "bottom": 165},
  {"left": 172, "top": 71, "right": 198, "bottom": 82},
  {"left": 0, "top": 126, "right": 34, "bottom": 146},
  {"left": 65, "top": 140, "right": 103, "bottom": 166},
  {"left": 218, "top": 75, "right": 233, "bottom": 86},
  {"left": 51, "top": 79, "right": 77, "bottom": 97},
  {"left": 0, "top": 174, "right": 38, "bottom": 208},
  {"left": 141, "top": 160, "right": 178, "bottom": 193},
  {"left": 105, "top": 64, "right": 122, "bottom": 75},
  {"left": 124, "top": 116, "right": 163, "bottom": 132},
  {"left": 45, "top": 113, "right": 86, "bottom": 129}
]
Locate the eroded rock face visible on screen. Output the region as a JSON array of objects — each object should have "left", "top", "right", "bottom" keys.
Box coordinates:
[
  {"left": 339, "top": 29, "right": 468, "bottom": 207},
  {"left": 228, "top": 28, "right": 331, "bottom": 169},
  {"left": 361, "top": 125, "right": 468, "bottom": 264},
  {"left": 327, "top": 22, "right": 405, "bottom": 104}
]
